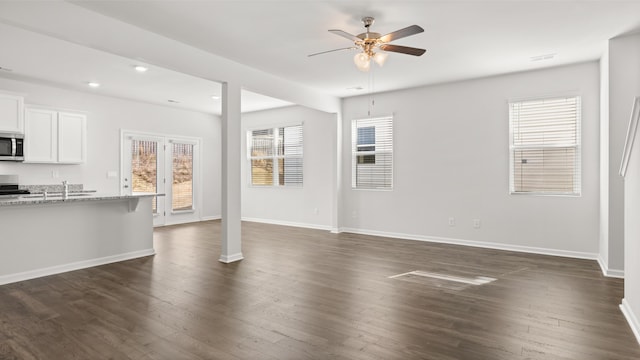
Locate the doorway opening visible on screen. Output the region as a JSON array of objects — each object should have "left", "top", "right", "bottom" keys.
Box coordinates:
[{"left": 121, "top": 130, "right": 201, "bottom": 226}]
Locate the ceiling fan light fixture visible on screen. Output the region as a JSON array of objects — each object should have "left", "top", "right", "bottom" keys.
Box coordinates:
[
  {"left": 313, "top": 17, "right": 425, "bottom": 72},
  {"left": 354, "top": 52, "right": 371, "bottom": 72},
  {"left": 372, "top": 52, "right": 388, "bottom": 67}
]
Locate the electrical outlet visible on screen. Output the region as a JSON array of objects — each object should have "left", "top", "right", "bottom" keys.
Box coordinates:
[
  {"left": 473, "top": 219, "right": 481, "bottom": 229},
  {"left": 448, "top": 217, "right": 455, "bottom": 226},
  {"left": 352, "top": 211, "right": 358, "bottom": 218},
  {"left": 313, "top": 207, "right": 319, "bottom": 215},
  {"left": 51, "top": 170, "right": 59, "bottom": 178},
  {"left": 107, "top": 171, "right": 118, "bottom": 178}
]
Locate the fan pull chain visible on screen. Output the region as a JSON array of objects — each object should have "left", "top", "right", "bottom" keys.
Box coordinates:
[{"left": 367, "top": 65, "right": 376, "bottom": 117}]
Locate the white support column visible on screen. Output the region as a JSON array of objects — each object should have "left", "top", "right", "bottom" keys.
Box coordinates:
[
  {"left": 331, "top": 112, "right": 342, "bottom": 233},
  {"left": 219, "top": 81, "right": 244, "bottom": 263}
]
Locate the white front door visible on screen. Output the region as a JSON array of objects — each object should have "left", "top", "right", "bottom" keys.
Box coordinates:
[{"left": 122, "top": 131, "right": 201, "bottom": 226}]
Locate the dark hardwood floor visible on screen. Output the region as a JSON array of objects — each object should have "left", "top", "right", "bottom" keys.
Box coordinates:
[{"left": 1, "top": 220, "right": 639, "bottom": 359}]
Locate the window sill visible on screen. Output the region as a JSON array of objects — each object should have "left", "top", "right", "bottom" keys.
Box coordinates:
[
  {"left": 351, "top": 187, "right": 393, "bottom": 192},
  {"left": 510, "top": 192, "right": 581, "bottom": 197},
  {"left": 172, "top": 209, "right": 195, "bottom": 214}
]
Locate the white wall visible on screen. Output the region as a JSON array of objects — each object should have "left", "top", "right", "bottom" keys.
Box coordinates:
[
  {"left": 0, "top": 77, "right": 222, "bottom": 219},
  {"left": 624, "top": 111, "right": 640, "bottom": 342},
  {"left": 341, "top": 62, "right": 600, "bottom": 257},
  {"left": 605, "top": 34, "right": 640, "bottom": 274},
  {"left": 241, "top": 106, "right": 336, "bottom": 230},
  {"left": 616, "top": 32, "right": 640, "bottom": 343}
]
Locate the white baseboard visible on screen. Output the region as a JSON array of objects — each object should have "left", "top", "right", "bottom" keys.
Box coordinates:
[
  {"left": 0, "top": 248, "right": 156, "bottom": 286},
  {"left": 201, "top": 215, "right": 221, "bottom": 221},
  {"left": 340, "top": 227, "right": 598, "bottom": 260},
  {"left": 621, "top": 299, "right": 640, "bottom": 345},
  {"left": 154, "top": 216, "right": 220, "bottom": 227},
  {"left": 242, "top": 217, "right": 333, "bottom": 231},
  {"left": 598, "top": 255, "right": 625, "bottom": 278},
  {"left": 164, "top": 217, "right": 206, "bottom": 226},
  {"left": 219, "top": 252, "right": 244, "bottom": 263}
]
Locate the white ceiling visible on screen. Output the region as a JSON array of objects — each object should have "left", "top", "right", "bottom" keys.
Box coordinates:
[
  {"left": 0, "top": 18, "right": 292, "bottom": 114},
  {"left": 1, "top": 1, "right": 640, "bottom": 114}
]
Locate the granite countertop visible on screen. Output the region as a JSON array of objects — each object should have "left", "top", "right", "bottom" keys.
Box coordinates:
[{"left": 0, "top": 192, "right": 163, "bottom": 207}]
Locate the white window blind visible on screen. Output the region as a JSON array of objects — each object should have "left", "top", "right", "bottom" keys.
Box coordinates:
[
  {"left": 248, "top": 124, "right": 303, "bottom": 186},
  {"left": 352, "top": 116, "right": 393, "bottom": 189},
  {"left": 509, "top": 96, "right": 581, "bottom": 195}
]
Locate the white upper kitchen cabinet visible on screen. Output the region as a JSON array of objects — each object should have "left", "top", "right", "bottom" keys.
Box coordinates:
[
  {"left": 24, "top": 108, "right": 57, "bottom": 163},
  {"left": 24, "top": 106, "right": 86, "bottom": 164},
  {"left": 0, "top": 93, "right": 24, "bottom": 134},
  {"left": 58, "top": 112, "right": 86, "bottom": 163}
]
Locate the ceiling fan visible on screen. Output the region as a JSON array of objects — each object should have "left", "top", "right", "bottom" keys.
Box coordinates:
[{"left": 309, "top": 16, "right": 426, "bottom": 72}]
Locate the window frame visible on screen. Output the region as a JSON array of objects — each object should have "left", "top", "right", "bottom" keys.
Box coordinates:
[
  {"left": 351, "top": 115, "right": 394, "bottom": 190},
  {"left": 247, "top": 123, "right": 303, "bottom": 188},
  {"left": 508, "top": 95, "right": 582, "bottom": 197}
]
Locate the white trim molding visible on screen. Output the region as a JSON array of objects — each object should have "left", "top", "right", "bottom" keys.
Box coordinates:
[
  {"left": 598, "top": 255, "right": 625, "bottom": 278},
  {"left": 242, "top": 217, "right": 333, "bottom": 231},
  {"left": 619, "top": 96, "right": 640, "bottom": 177},
  {"left": 201, "top": 215, "right": 222, "bottom": 221},
  {"left": 219, "top": 253, "right": 244, "bottom": 263},
  {"left": 0, "top": 249, "right": 155, "bottom": 286},
  {"left": 621, "top": 299, "right": 640, "bottom": 345},
  {"left": 340, "top": 227, "right": 598, "bottom": 260}
]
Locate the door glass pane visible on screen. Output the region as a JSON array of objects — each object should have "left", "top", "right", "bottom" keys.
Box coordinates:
[
  {"left": 172, "top": 143, "right": 193, "bottom": 211},
  {"left": 131, "top": 140, "right": 158, "bottom": 213}
]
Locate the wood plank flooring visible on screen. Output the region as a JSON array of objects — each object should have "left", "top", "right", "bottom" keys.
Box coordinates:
[{"left": 1, "top": 220, "right": 639, "bottom": 359}]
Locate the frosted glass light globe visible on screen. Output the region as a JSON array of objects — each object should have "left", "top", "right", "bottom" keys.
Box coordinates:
[{"left": 353, "top": 53, "right": 371, "bottom": 72}]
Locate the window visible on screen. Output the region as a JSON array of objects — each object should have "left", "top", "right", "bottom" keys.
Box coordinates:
[
  {"left": 352, "top": 116, "right": 393, "bottom": 189},
  {"left": 248, "top": 124, "right": 303, "bottom": 186},
  {"left": 509, "top": 96, "right": 581, "bottom": 195},
  {"left": 357, "top": 126, "right": 376, "bottom": 164}
]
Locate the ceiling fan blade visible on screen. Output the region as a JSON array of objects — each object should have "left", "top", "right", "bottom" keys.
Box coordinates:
[
  {"left": 379, "top": 25, "right": 424, "bottom": 43},
  {"left": 329, "top": 29, "right": 361, "bottom": 42},
  {"left": 379, "top": 44, "right": 426, "bottom": 56},
  {"left": 308, "top": 47, "right": 356, "bottom": 57}
]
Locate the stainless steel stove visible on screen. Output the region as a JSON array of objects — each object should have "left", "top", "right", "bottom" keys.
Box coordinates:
[{"left": 0, "top": 175, "right": 30, "bottom": 196}]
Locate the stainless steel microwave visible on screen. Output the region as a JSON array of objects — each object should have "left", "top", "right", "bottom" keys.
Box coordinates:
[{"left": 0, "top": 133, "right": 24, "bottom": 161}]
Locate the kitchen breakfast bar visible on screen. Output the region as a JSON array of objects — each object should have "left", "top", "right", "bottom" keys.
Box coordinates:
[{"left": 0, "top": 193, "right": 158, "bottom": 285}]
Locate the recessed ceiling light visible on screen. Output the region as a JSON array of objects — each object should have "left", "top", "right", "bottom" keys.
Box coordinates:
[
  {"left": 0, "top": 66, "right": 13, "bottom": 72},
  {"left": 167, "top": 99, "right": 180, "bottom": 103},
  {"left": 87, "top": 82, "right": 100, "bottom": 88},
  {"left": 211, "top": 95, "right": 220, "bottom": 100},
  {"left": 346, "top": 86, "right": 364, "bottom": 91},
  {"left": 134, "top": 65, "right": 148, "bottom": 72}
]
